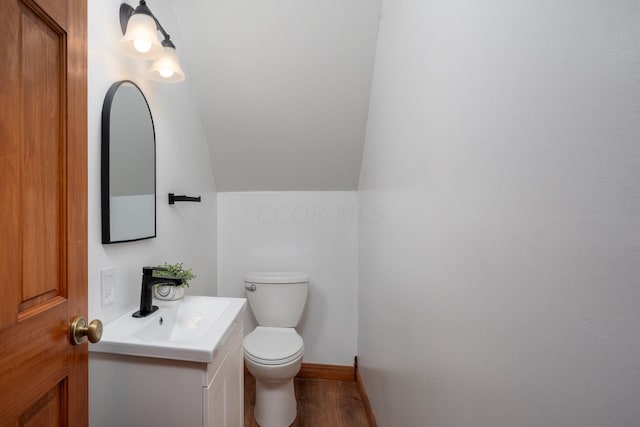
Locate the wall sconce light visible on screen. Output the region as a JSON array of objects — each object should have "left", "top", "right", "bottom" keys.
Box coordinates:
[{"left": 119, "top": 1, "right": 185, "bottom": 83}]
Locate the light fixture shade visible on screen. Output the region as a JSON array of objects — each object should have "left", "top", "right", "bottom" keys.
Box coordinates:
[
  {"left": 148, "top": 46, "right": 185, "bottom": 83},
  {"left": 119, "top": 13, "right": 163, "bottom": 60}
]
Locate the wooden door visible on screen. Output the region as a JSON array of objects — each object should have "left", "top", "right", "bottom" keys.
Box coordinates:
[{"left": 0, "top": 0, "right": 87, "bottom": 425}]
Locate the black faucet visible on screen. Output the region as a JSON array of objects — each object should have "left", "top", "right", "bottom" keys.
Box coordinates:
[{"left": 132, "top": 266, "right": 184, "bottom": 318}]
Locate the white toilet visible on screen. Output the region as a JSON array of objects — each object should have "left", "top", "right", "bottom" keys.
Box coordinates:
[{"left": 243, "top": 272, "right": 309, "bottom": 427}]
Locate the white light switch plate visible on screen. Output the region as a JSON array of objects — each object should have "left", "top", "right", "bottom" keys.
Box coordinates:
[{"left": 101, "top": 267, "right": 115, "bottom": 306}]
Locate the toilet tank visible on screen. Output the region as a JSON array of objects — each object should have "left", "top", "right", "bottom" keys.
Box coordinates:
[{"left": 244, "top": 272, "right": 309, "bottom": 327}]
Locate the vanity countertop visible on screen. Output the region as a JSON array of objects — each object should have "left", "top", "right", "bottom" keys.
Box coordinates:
[{"left": 90, "top": 296, "right": 246, "bottom": 363}]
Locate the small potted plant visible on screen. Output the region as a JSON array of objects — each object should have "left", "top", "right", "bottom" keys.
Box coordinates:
[{"left": 153, "top": 262, "right": 196, "bottom": 300}]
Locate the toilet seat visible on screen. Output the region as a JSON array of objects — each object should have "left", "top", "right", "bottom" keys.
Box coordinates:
[{"left": 244, "top": 327, "right": 304, "bottom": 365}]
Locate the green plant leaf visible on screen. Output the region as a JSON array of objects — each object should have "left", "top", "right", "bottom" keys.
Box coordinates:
[{"left": 154, "top": 262, "right": 196, "bottom": 288}]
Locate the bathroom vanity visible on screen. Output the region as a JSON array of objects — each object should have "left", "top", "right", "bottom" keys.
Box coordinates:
[{"left": 89, "top": 296, "right": 246, "bottom": 427}]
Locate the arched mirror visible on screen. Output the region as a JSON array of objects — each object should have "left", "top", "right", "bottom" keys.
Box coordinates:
[{"left": 101, "top": 80, "right": 156, "bottom": 244}]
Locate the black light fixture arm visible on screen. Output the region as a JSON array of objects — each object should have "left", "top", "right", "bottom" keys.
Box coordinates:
[{"left": 119, "top": 1, "right": 174, "bottom": 45}]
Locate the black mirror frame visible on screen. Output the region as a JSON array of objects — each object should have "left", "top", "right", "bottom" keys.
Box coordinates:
[{"left": 101, "top": 80, "right": 157, "bottom": 244}]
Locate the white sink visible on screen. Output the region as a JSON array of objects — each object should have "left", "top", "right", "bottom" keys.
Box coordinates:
[{"left": 91, "top": 296, "right": 246, "bottom": 363}]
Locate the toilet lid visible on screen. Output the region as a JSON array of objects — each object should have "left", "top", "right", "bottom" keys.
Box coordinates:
[{"left": 243, "top": 327, "right": 304, "bottom": 365}]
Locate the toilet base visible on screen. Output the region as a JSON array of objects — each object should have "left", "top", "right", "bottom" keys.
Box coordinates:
[
  {"left": 255, "top": 377, "right": 297, "bottom": 427},
  {"left": 244, "top": 354, "right": 303, "bottom": 427}
]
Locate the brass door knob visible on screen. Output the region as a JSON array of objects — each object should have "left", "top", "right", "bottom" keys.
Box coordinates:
[{"left": 70, "top": 316, "right": 103, "bottom": 345}]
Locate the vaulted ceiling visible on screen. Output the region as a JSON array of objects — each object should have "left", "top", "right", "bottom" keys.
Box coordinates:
[{"left": 173, "top": 0, "right": 382, "bottom": 191}]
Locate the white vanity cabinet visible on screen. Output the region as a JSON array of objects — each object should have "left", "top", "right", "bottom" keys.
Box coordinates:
[
  {"left": 204, "top": 328, "right": 244, "bottom": 427},
  {"left": 89, "top": 318, "right": 244, "bottom": 427}
]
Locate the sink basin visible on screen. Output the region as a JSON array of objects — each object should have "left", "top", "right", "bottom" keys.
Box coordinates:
[{"left": 91, "top": 296, "right": 246, "bottom": 363}]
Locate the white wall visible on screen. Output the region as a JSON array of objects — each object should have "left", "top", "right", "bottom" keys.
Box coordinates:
[
  {"left": 358, "top": 1, "right": 640, "bottom": 426},
  {"left": 173, "top": 0, "right": 381, "bottom": 191},
  {"left": 218, "top": 192, "right": 358, "bottom": 365},
  {"left": 88, "top": 0, "right": 217, "bottom": 323}
]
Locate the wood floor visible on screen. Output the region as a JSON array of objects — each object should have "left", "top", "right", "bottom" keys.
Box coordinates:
[{"left": 244, "top": 372, "right": 370, "bottom": 426}]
